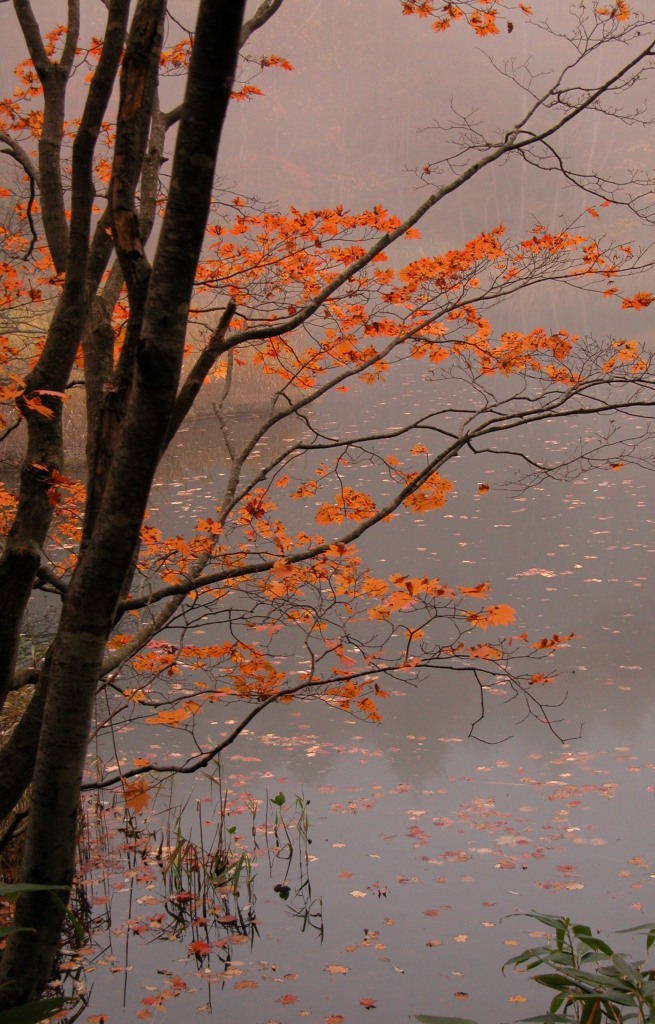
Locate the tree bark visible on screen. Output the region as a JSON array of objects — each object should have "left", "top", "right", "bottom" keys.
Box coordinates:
[
  {"left": 0, "top": 0, "right": 247, "bottom": 1005},
  {"left": 0, "top": 0, "right": 129, "bottom": 711}
]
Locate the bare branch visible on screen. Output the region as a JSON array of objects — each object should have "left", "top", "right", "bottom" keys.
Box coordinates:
[
  {"left": 0, "top": 132, "right": 39, "bottom": 183},
  {"left": 240, "top": 0, "right": 285, "bottom": 46}
]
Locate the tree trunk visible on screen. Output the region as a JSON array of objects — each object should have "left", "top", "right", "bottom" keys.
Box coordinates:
[{"left": 0, "top": 0, "right": 246, "bottom": 1005}]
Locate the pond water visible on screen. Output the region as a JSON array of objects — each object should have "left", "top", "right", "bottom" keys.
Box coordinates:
[
  {"left": 76, "top": 355, "right": 655, "bottom": 1024},
  {"left": 0, "top": 2, "right": 652, "bottom": 1019}
]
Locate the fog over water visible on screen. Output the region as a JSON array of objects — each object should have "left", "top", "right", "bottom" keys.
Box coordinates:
[{"left": 1, "top": 2, "right": 654, "bottom": 1021}]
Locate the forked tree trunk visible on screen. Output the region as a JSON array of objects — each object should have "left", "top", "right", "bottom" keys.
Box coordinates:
[{"left": 0, "top": 0, "right": 246, "bottom": 1006}]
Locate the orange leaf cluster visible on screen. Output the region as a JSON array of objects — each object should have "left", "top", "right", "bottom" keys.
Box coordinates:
[
  {"left": 316, "top": 487, "right": 377, "bottom": 525},
  {"left": 466, "top": 604, "right": 516, "bottom": 631}
]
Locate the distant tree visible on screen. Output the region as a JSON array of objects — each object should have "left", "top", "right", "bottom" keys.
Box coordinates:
[{"left": 0, "top": 0, "right": 653, "bottom": 1006}]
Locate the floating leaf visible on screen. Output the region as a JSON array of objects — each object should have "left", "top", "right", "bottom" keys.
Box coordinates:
[{"left": 123, "top": 778, "right": 150, "bottom": 814}]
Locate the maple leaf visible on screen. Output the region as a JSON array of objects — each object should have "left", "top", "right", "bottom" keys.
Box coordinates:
[
  {"left": 324, "top": 964, "right": 349, "bottom": 974},
  {"left": 530, "top": 673, "right": 555, "bottom": 685},
  {"left": 188, "top": 939, "right": 211, "bottom": 955},
  {"left": 469, "top": 642, "right": 503, "bottom": 661},
  {"left": 466, "top": 604, "right": 515, "bottom": 630},
  {"left": 144, "top": 707, "right": 191, "bottom": 727},
  {"left": 359, "top": 998, "right": 377, "bottom": 1009},
  {"left": 458, "top": 582, "right": 490, "bottom": 597},
  {"left": 123, "top": 778, "right": 150, "bottom": 814},
  {"left": 621, "top": 291, "right": 653, "bottom": 310}
]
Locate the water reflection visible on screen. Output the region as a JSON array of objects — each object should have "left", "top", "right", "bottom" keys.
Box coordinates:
[{"left": 82, "top": 351, "right": 655, "bottom": 1023}]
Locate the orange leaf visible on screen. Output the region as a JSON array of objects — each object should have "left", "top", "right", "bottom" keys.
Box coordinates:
[
  {"left": 458, "top": 582, "right": 490, "bottom": 597},
  {"left": 467, "top": 604, "right": 515, "bottom": 630},
  {"left": 621, "top": 291, "right": 653, "bottom": 310},
  {"left": 483, "top": 604, "right": 515, "bottom": 626},
  {"left": 123, "top": 778, "right": 150, "bottom": 814},
  {"left": 360, "top": 999, "right": 377, "bottom": 1009},
  {"left": 188, "top": 940, "right": 211, "bottom": 955},
  {"left": 144, "top": 707, "right": 191, "bottom": 727}
]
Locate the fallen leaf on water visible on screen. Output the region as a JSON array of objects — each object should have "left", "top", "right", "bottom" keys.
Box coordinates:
[
  {"left": 325, "top": 965, "right": 349, "bottom": 975},
  {"left": 277, "top": 995, "right": 297, "bottom": 1005},
  {"left": 123, "top": 778, "right": 151, "bottom": 814},
  {"left": 188, "top": 940, "right": 211, "bottom": 955},
  {"left": 234, "top": 981, "right": 258, "bottom": 990},
  {"left": 325, "top": 1017, "right": 345, "bottom": 1024},
  {"left": 454, "top": 935, "right": 468, "bottom": 943},
  {"left": 350, "top": 890, "right": 367, "bottom": 898},
  {"left": 510, "top": 995, "right": 528, "bottom": 1004},
  {"left": 360, "top": 998, "right": 377, "bottom": 1009},
  {"left": 426, "top": 939, "right": 442, "bottom": 947}
]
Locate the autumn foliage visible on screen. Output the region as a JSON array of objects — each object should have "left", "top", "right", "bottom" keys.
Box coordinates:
[{"left": 0, "top": 0, "right": 654, "bottom": 1007}]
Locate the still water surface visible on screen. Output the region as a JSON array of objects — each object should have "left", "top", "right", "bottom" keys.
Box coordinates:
[{"left": 84, "top": 360, "right": 655, "bottom": 1024}]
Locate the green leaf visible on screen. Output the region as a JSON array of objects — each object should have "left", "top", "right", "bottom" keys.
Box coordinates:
[
  {"left": 576, "top": 935, "right": 615, "bottom": 958},
  {"left": 414, "top": 1017, "right": 479, "bottom": 1024},
  {"left": 507, "top": 911, "right": 570, "bottom": 932},
  {"left": 0, "top": 998, "right": 65, "bottom": 1024},
  {"left": 611, "top": 954, "right": 642, "bottom": 984},
  {"left": 0, "top": 883, "right": 69, "bottom": 898},
  {"left": 270, "top": 792, "right": 286, "bottom": 807},
  {"left": 579, "top": 999, "right": 603, "bottom": 1024},
  {"left": 0, "top": 926, "right": 37, "bottom": 940},
  {"left": 504, "top": 947, "right": 555, "bottom": 972},
  {"left": 595, "top": 991, "right": 639, "bottom": 1007},
  {"left": 514, "top": 1015, "right": 571, "bottom": 1023},
  {"left": 531, "top": 974, "right": 575, "bottom": 992}
]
